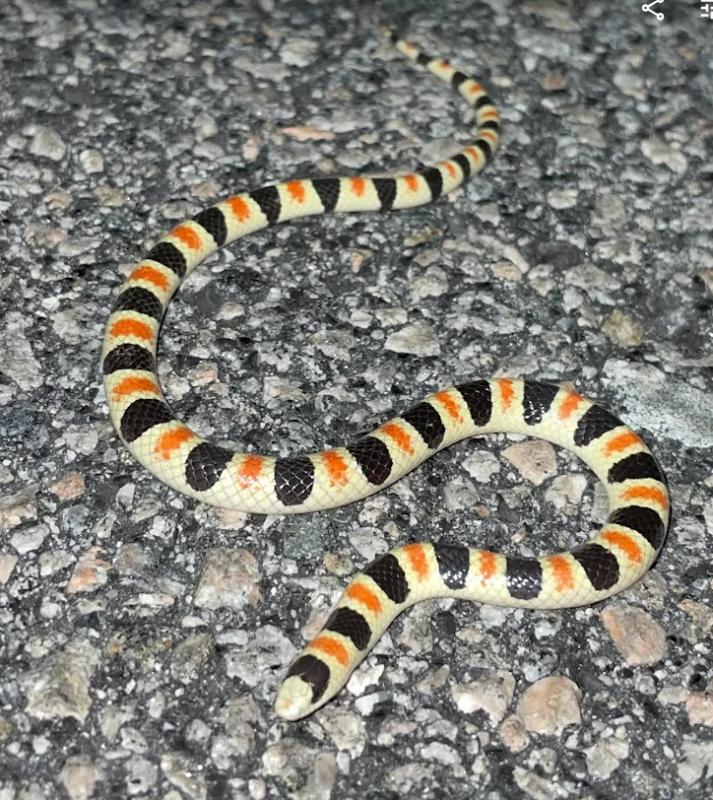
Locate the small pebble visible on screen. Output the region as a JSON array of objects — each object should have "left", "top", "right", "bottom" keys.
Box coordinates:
[
  {"left": 10, "top": 523, "right": 49, "bottom": 555},
  {"left": 602, "top": 309, "right": 643, "bottom": 347},
  {"left": 21, "top": 639, "right": 100, "bottom": 722},
  {"left": 499, "top": 714, "right": 530, "bottom": 753},
  {"left": 193, "top": 548, "right": 261, "bottom": 610},
  {"left": 685, "top": 693, "right": 713, "bottom": 727},
  {"left": 586, "top": 736, "right": 629, "bottom": 780},
  {"left": 66, "top": 547, "right": 111, "bottom": 595},
  {"left": 451, "top": 672, "right": 515, "bottom": 724},
  {"left": 384, "top": 321, "right": 441, "bottom": 357},
  {"left": 547, "top": 188, "right": 578, "bottom": 209},
  {"left": 279, "top": 37, "right": 318, "bottom": 66},
  {"left": 319, "top": 708, "right": 366, "bottom": 758},
  {"left": 60, "top": 755, "right": 100, "bottom": 800},
  {"left": 0, "top": 553, "right": 18, "bottom": 584},
  {"left": 0, "top": 328, "right": 43, "bottom": 391},
  {"left": 160, "top": 752, "right": 207, "bottom": 800},
  {"left": 0, "top": 485, "right": 38, "bottom": 530},
  {"left": 305, "top": 752, "right": 338, "bottom": 800},
  {"left": 516, "top": 676, "right": 582, "bottom": 735},
  {"left": 677, "top": 741, "right": 713, "bottom": 785},
  {"left": 544, "top": 473, "right": 587, "bottom": 511},
  {"left": 600, "top": 602, "right": 668, "bottom": 666},
  {"left": 641, "top": 138, "right": 688, "bottom": 174},
  {"left": 29, "top": 126, "right": 66, "bottom": 160},
  {"left": 78, "top": 149, "right": 104, "bottom": 174},
  {"left": 48, "top": 472, "right": 86, "bottom": 501},
  {"left": 503, "top": 440, "right": 557, "bottom": 486}
]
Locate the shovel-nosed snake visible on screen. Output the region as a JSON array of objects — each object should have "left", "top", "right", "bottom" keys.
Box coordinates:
[{"left": 102, "top": 31, "right": 670, "bottom": 720}]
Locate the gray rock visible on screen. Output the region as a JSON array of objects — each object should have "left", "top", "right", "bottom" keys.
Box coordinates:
[
  {"left": 0, "top": 553, "right": 18, "bottom": 584},
  {"left": 319, "top": 707, "right": 366, "bottom": 757},
  {"left": 59, "top": 755, "right": 100, "bottom": 800},
  {"left": 586, "top": 736, "right": 630, "bottom": 780},
  {"left": 78, "top": 149, "right": 104, "bottom": 174},
  {"left": 451, "top": 672, "right": 515, "bottom": 724},
  {"left": 28, "top": 126, "right": 66, "bottom": 161},
  {"left": 125, "top": 757, "right": 158, "bottom": 796},
  {"left": 384, "top": 321, "right": 441, "bottom": 357},
  {"left": 224, "top": 625, "right": 295, "bottom": 688},
  {"left": 170, "top": 633, "right": 214, "bottom": 684},
  {"left": 9, "top": 523, "right": 48, "bottom": 554},
  {"left": 21, "top": 639, "right": 100, "bottom": 722},
  {"left": 602, "top": 359, "right": 713, "bottom": 447},
  {"left": 160, "top": 752, "right": 207, "bottom": 800},
  {"left": 0, "top": 327, "right": 43, "bottom": 390},
  {"left": 0, "top": 486, "right": 38, "bottom": 531},
  {"left": 193, "top": 548, "right": 261, "bottom": 610},
  {"left": 677, "top": 741, "right": 713, "bottom": 786},
  {"left": 0, "top": 715, "right": 12, "bottom": 743},
  {"left": 304, "top": 752, "right": 338, "bottom": 800},
  {"left": 279, "top": 37, "right": 319, "bottom": 67}
]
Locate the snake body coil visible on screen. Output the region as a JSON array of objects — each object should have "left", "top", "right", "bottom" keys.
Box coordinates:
[{"left": 102, "top": 33, "right": 670, "bottom": 720}]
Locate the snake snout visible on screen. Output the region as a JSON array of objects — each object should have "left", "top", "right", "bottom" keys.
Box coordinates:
[{"left": 274, "top": 676, "right": 314, "bottom": 721}]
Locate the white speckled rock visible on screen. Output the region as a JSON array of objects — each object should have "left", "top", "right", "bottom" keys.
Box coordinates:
[
  {"left": 279, "top": 37, "right": 319, "bottom": 67},
  {"left": 409, "top": 266, "right": 449, "bottom": 301},
  {"left": 420, "top": 741, "right": 462, "bottom": 768},
  {"left": 462, "top": 449, "right": 501, "bottom": 483},
  {"left": 29, "top": 126, "right": 66, "bottom": 160},
  {"left": 319, "top": 707, "right": 366, "bottom": 757},
  {"left": 224, "top": 625, "right": 294, "bottom": 688},
  {"left": 641, "top": 137, "right": 687, "bottom": 174},
  {"left": 304, "top": 752, "right": 338, "bottom": 800},
  {"left": 79, "top": 148, "right": 104, "bottom": 174},
  {"left": 602, "top": 359, "right": 713, "bottom": 448},
  {"left": 384, "top": 321, "right": 441, "bottom": 357},
  {"left": 546, "top": 188, "right": 578, "bottom": 209},
  {"left": 586, "top": 736, "right": 629, "bottom": 780},
  {"left": 125, "top": 757, "right": 158, "bottom": 797},
  {"left": 10, "top": 523, "right": 48, "bottom": 554},
  {"left": 515, "top": 768, "right": 566, "bottom": 799},
  {"left": 677, "top": 741, "right": 713, "bottom": 786}
]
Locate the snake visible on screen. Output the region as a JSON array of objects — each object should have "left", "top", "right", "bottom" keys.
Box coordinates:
[{"left": 102, "top": 31, "right": 670, "bottom": 721}]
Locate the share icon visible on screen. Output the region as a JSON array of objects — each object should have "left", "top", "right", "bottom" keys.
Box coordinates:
[{"left": 641, "top": 0, "right": 664, "bottom": 19}]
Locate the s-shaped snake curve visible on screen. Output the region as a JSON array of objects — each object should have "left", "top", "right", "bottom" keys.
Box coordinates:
[{"left": 102, "top": 31, "right": 670, "bottom": 720}]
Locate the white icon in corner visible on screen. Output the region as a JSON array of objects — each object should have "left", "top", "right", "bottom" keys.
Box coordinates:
[{"left": 641, "top": 0, "right": 664, "bottom": 19}]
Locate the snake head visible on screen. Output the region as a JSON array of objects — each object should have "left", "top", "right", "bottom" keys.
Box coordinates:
[{"left": 274, "top": 675, "right": 316, "bottom": 721}]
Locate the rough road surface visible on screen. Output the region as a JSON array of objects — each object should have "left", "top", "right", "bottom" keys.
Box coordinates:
[{"left": 1, "top": 1, "right": 712, "bottom": 798}]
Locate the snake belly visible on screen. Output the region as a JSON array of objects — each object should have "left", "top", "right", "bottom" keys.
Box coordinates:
[{"left": 102, "top": 32, "right": 670, "bottom": 721}]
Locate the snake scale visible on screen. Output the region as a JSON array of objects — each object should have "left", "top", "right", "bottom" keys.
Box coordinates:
[{"left": 102, "top": 32, "right": 670, "bottom": 720}]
